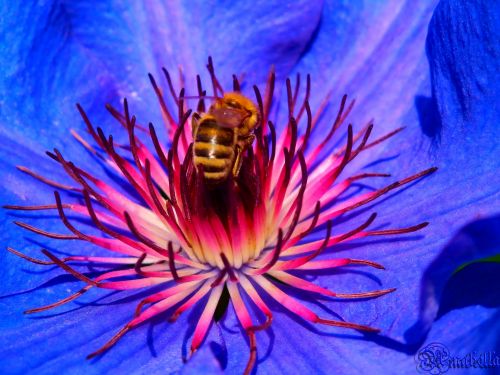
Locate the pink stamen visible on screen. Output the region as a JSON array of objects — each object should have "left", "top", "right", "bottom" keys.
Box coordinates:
[
  {"left": 148, "top": 73, "right": 177, "bottom": 131},
  {"left": 13, "top": 221, "right": 78, "bottom": 240},
  {"left": 190, "top": 283, "right": 225, "bottom": 353},
  {"left": 16, "top": 165, "right": 78, "bottom": 191},
  {"left": 169, "top": 280, "right": 213, "bottom": 322},
  {"left": 25, "top": 285, "right": 93, "bottom": 314}
]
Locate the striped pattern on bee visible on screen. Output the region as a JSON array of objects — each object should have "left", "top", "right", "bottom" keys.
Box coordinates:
[{"left": 192, "top": 114, "right": 238, "bottom": 182}]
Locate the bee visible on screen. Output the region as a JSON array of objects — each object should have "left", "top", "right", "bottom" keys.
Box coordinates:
[{"left": 191, "top": 92, "right": 260, "bottom": 185}]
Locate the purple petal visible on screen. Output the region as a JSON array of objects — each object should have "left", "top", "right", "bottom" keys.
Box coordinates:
[{"left": 293, "top": 0, "right": 439, "bottom": 132}]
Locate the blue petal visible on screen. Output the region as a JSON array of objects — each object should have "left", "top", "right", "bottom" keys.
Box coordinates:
[
  {"left": 1, "top": 1, "right": 323, "bottom": 145},
  {"left": 242, "top": 0, "right": 500, "bottom": 369},
  {"left": 417, "top": 306, "right": 500, "bottom": 373},
  {"left": 0, "top": 281, "right": 221, "bottom": 374},
  {"left": 438, "top": 261, "right": 500, "bottom": 316},
  {"left": 289, "top": 10, "right": 500, "bottom": 375},
  {"left": 427, "top": 0, "right": 500, "bottom": 129},
  {"left": 293, "top": 0, "right": 440, "bottom": 133},
  {"left": 0, "top": 2, "right": 322, "bottom": 373},
  {"left": 181, "top": 345, "right": 223, "bottom": 375},
  {"left": 0, "top": 0, "right": 323, "bottom": 200}
]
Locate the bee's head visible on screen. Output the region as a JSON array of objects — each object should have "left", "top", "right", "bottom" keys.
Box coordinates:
[{"left": 212, "top": 92, "right": 260, "bottom": 132}]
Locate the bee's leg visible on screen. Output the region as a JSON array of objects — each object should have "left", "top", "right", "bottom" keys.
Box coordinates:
[
  {"left": 232, "top": 145, "right": 243, "bottom": 178},
  {"left": 232, "top": 135, "right": 256, "bottom": 178}
]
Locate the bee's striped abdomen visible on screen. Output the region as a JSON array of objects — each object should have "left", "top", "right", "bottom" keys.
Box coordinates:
[{"left": 193, "top": 119, "right": 236, "bottom": 183}]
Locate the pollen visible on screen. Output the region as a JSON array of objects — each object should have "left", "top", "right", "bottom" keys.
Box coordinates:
[{"left": 6, "top": 57, "right": 436, "bottom": 374}]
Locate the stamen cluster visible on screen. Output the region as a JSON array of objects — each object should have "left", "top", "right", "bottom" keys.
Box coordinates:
[{"left": 7, "top": 58, "right": 435, "bottom": 374}]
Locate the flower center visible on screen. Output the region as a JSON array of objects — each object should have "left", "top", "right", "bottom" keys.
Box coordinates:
[
  {"left": 173, "top": 158, "right": 268, "bottom": 270},
  {"left": 6, "top": 57, "right": 437, "bottom": 375}
]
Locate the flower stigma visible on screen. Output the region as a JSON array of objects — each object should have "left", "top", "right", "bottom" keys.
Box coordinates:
[{"left": 6, "top": 57, "right": 437, "bottom": 374}]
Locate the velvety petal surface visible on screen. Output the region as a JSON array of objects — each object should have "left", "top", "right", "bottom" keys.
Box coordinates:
[
  {"left": 0, "top": 1, "right": 323, "bottom": 374},
  {"left": 0, "top": 0, "right": 323, "bottom": 163},
  {"left": 257, "top": 1, "right": 499, "bottom": 372},
  {"left": 217, "top": 0, "right": 500, "bottom": 372},
  {"left": 419, "top": 306, "right": 500, "bottom": 375}
]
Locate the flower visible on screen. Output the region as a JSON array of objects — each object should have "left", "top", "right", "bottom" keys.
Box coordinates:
[
  {"left": 5, "top": 56, "right": 436, "bottom": 374},
  {"left": 1, "top": 1, "right": 499, "bottom": 374}
]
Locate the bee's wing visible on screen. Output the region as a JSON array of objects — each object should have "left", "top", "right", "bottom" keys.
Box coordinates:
[
  {"left": 211, "top": 107, "right": 247, "bottom": 128},
  {"left": 191, "top": 113, "right": 201, "bottom": 136}
]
